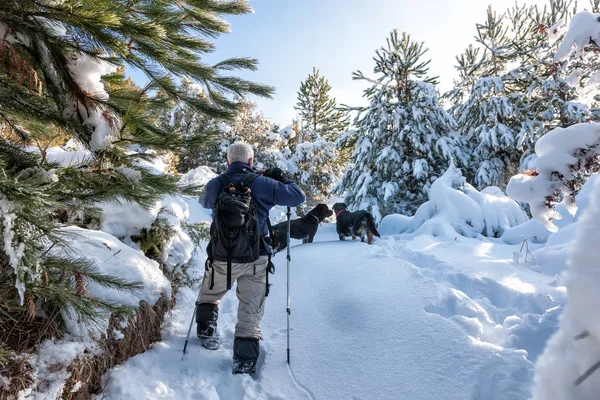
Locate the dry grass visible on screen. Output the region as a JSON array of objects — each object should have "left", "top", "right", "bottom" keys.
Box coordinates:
[
  {"left": 62, "top": 295, "right": 172, "bottom": 399},
  {"left": 0, "top": 288, "right": 63, "bottom": 356},
  {"left": 0, "top": 354, "right": 33, "bottom": 399}
]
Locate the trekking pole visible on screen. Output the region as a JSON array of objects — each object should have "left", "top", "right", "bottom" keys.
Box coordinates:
[
  {"left": 182, "top": 285, "right": 202, "bottom": 360},
  {"left": 286, "top": 206, "right": 291, "bottom": 365}
]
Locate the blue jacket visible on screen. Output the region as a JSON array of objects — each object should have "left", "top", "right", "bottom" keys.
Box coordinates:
[{"left": 201, "top": 162, "right": 306, "bottom": 239}]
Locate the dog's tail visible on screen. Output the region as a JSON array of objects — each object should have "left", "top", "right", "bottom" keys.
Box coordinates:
[{"left": 365, "top": 214, "right": 381, "bottom": 238}]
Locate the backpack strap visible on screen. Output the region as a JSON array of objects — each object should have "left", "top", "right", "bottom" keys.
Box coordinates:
[
  {"left": 239, "top": 173, "right": 258, "bottom": 188},
  {"left": 218, "top": 173, "right": 234, "bottom": 188},
  {"left": 265, "top": 217, "right": 279, "bottom": 250},
  {"left": 218, "top": 172, "right": 258, "bottom": 191}
]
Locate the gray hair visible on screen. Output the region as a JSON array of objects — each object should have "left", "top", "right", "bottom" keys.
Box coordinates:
[{"left": 227, "top": 142, "right": 254, "bottom": 164}]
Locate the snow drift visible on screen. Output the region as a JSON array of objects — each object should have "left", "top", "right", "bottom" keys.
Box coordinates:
[{"left": 379, "top": 162, "right": 527, "bottom": 239}]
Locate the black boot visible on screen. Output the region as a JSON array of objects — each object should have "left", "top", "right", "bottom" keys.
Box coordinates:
[
  {"left": 232, "top": 337, "right": 259, "bottom": 375},
  {"left": 196, "top": 302, "right": 220, "bottom": 350}
]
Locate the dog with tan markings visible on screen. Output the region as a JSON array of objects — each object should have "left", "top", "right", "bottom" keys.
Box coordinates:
[{"left": 332, "top": 203, "right": 380, "bottom": 244}]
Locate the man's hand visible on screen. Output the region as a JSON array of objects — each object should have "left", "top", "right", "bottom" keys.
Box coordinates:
[{"left": 263, "top": 167, "right": 286, "bottom": 182}]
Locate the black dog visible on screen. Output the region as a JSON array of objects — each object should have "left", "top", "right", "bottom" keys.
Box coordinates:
[
  {"left": 272, "top": 204, "right": 333, "bottom": 252},
  {"left": 332, "top": 203, "right": 381, "bottom": 244}
]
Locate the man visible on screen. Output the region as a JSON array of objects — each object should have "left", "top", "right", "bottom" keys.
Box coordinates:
[{"left": 198, "top": 142, "right": 305, "bottom": 374}]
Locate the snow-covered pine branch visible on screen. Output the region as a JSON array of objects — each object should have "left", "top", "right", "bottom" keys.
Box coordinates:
[{"left": 507, "top": 121, "right": 600, "bottom": 231}]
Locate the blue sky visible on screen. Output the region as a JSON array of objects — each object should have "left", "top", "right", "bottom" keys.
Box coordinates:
[{"left": 132, "top": 0, "right": 545, "bottom": 125}]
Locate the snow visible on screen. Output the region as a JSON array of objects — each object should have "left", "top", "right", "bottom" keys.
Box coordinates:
[
  {"left": 96, "top": 165, "right": 216, "bottom": 270},
  {"left": 58, "top": 226, "right": 171, "bottom": 310},
  {"left": 555, "top": 11, "right": 600, "bottom": 62},
  {"left": 379, "top": 162, "right": 527, "bottom": 239},
  {"left": 159, "top": 196, "right": 196, "bottom": 270},
  {"left": 11, "top": 6, "right": 600, "bottom": 397},
  {"left": 567, "top": 68, "right": 583, "bottom": 88},
  {"left": 16, "top": 167, "right": 59, "bottom": 184},
  {"left": 116, "top": 165, "right": 142, "bottom": 184},
  {"left": 25, "top": 145, "right": 91, "bottom": 167},
  {"left": 100, "top": 200, "right": 158, "bottom": 238},
  {"left": 20, "top": 336, "right": 99, "bottom": 400},
  {"left": 135, "top": 153, "right": 167, "bottom": 175},
  {"left": 18, "top": 225, "right": 171, "bottom": 399},
  {"left": 178, "top": 166, "right": 217, "bottom": 188},
  {"left": 581, "top": 71, "right": 600, "bottom": 100},
  {"left": 549, "top": 19, "right": 567, "bottom": 42},
  {"left": 501, "top": 219, "right": 551, "bottom": 246},
  {"left": 0, "top": 196, "right": 26, "bottom": 305},
  {"left": 67, "top": 55, "right": 115, "bottom": 102},
  {"left": 84, "top": 108, "right": 119, "bottom": 152},
  {"left": 533, "top": 177, "right": 600, "bottom": 400},
  {"left": 507, "top": 123, "right": 600, "bottom": 231},
  {"left": 70, "top": 381, "right": 84, "bottom": 393},
  {"left": 535, "top": 124, "right": 599, "bottom": 168},
  {"left": 0, "top": 22, "right": 31, "bottom": 46},
  {"left": 98, "top": 219, "right": 565, "bottom": 399},
  {"left": 99, "top": 195, "right": 199, "bottom": 271},
  {"left": 65, "top": 55, "right": 118, "bottom": 151},
  {"left": 90, "top": 173, "right": 576, "bottom": 400}
]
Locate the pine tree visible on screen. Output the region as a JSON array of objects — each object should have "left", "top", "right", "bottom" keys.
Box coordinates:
[
  {"left": 290, "top": 68, "right": 350, "bottom": 207},
  {"left": 337, "top": 30, "right": 465, "bottom": 218},
  {"left": 294, "top": 67, "right": 349, "bottom": 142},
  {"left": 452, "top": 7, "right": 529, "bottom": 189},
  {"left": 0, "top": 0, "right": 273, "bottom": 349},
  {"left": 174, "top": 96, "right": 281, "bottom": 173},
  {"left": 510, "top": 0, "right": 590, "bottom": 169},
  {"left": 443, "top": 44, "right": 485, "bottom": 115},
  {"left": 288, "top": 132, "right": 341, "bottom": 211},
  {"left": 446, "top": 3, "right": 587, "bottom": 189}
]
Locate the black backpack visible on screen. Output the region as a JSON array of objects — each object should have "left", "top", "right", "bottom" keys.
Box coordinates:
[{"left": 207, "top": 173, "right": 261, "bottom": 290}]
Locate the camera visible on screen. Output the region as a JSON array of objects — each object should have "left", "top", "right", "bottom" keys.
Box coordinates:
[{"left": 262, "top": 167, "right": 286, "bottom": 182}]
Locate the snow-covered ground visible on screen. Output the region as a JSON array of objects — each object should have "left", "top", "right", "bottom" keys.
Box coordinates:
[{"left": 98, "top": 212, "right": 564, "bottom": 399}]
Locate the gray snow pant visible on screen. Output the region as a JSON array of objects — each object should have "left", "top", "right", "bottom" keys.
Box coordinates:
[{"left": 199, "top": 255, "right": 269, "bottom": 339}]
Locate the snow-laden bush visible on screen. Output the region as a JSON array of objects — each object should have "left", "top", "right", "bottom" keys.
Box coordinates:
[
  {"left": 379, "top": 162, "right": 527, "bottom": 239},
  {"left": 100, "top": 165, "right": 217, "bottom": 272},
  {"left": 532, "top": 177, "right": 600, "bottom": 400},
  {"left": 507, "top": 122, "right": 600, "bottom": 232}
]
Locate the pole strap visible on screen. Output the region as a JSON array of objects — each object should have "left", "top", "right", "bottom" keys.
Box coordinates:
[
  {"left": 265, "top": 257, "right": 274, "bottom": 297},
  {"left": 226, "top": 255, "right": 232, "bottom": 291}
]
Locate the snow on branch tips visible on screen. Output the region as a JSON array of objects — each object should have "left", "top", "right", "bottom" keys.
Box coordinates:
[
  {"left": 65, "top": 54, "right": 118, "bottom": 151},
  {"left": 0, "top": 196, "right": 26, "bottom": 305},
  {"left": 555, "top": 11, "right": 600, "bottom": 62},
  {"left": 506, "top": 122, "right": 600, "bottom": 232}
]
